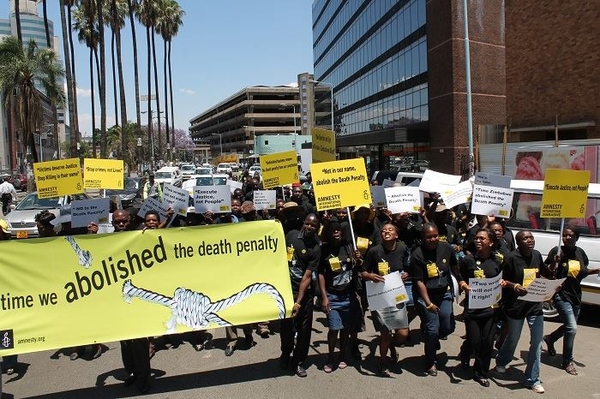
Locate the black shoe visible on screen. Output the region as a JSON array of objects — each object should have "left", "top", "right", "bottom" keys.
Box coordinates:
[
  {"left": 137, "top": 381, "right": 150, "bottom": 394},
  {"left": 351, "top": 344, "right": 362, "bottom": 360},
  {"left": 92, "top": 344, "right": 102, "bottom": 359},
  {"left": 544, "top": 335, "right": 556, "bottom": 356},
  {"left": 245, "top": 336, "right": 256, "bottom": 349},
  {"left": 279, "top": 354, "right": 290, "bottom": 370},
  {"left": 425, "top": 366, "right": 438, "bottom": 376},
  {"left": 124, "top": 374, "right": 137, "bottom": 387},
  {"left": 295, "top": 364, "right": 307, "bottom": 378},
  {"left": 225, "top": 345, "right": 235, "bottom": 357},
  {"left": 474, "top": 374, "right": 490, "bottom": 387}
]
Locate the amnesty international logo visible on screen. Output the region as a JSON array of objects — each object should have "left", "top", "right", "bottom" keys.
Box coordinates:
[{"left": 0, "top": 330, "right": 14, "bottom": 350}]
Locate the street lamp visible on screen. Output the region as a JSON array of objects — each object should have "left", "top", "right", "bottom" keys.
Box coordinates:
[
  {"left": 280, "top": 103, "right": 297, "bottom": 133},
  {"left": 309, "top": 80, "right": 334, "bottom": 132},
  {"left": 37, "top": 124, "right": 54, "bottom": 162},
  {"left": 212, "top": 133, "right": 223, "bottom": 156}
]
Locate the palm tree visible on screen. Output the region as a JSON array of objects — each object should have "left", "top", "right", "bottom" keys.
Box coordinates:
[
  {"left": 0, "top": 37, "right": 65, "bottom": 163},
  {"left": 14, "top": 0, "right": 23, "bottom": 44},
  {"left": 156, "top": 0, "right": 184, "bottom": 161},
  {"left": 42, "top": 0, "right": 52, "bottom": 48},
  {"left": 96, "top": 0, "right": 108, "bottom": 157},
  {"left": 59, "top": 0, "right": 79, "bottom": 157},
  {"left": 126, "top": 0, "right": 142, "bottom": 135}
]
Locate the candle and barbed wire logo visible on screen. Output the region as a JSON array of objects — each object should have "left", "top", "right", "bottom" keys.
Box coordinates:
[
  {"left": 0, "top": 330, "right": 14, "bottom": 350},
  {"left": 122, "top": 280, "right": 287, "bottom": 333}
]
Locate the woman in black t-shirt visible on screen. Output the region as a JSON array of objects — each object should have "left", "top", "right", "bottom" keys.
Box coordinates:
[
  {"left": 458, "top": 228, "right": 503, "bottom": 387},
  {"left": 410, "top": 223, "right": 457, "bottom": 376}
]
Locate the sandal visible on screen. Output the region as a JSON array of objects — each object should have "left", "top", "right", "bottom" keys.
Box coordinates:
[
  {"left": 564, "top": 362, "right": 578, "bottom": 375},
  {"left": 338, "top": 361, "right": 348, "bottom": 369},
  {"left": 425, "top": 366, "right": 438, "bottom": 376},
  {"left": 6, "top": 368, "right": 14, "bottom": 375},
  {"left": 324, "top": 364, "right": 333, "bottom": 373}
]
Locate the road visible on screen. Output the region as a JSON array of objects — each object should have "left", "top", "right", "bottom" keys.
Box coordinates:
[{"left": 2, "top": 303, "right": 600, "bottom": 399}]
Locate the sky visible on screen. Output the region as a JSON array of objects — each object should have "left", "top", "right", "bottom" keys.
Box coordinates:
[{"left": 40, "top": 1, "right": 315, "bottom": 137}]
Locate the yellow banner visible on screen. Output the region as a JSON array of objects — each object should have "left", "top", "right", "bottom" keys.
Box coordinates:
[
  {"left": 0, "top": 221, "right": 292, "bottom": 356},
  {"left": 541, "top": 169, "right": 590, "bottom": 218},
  {"left": 260, "top": 150, "right": 299, "bottom": 189},
  {"left": 312, "top": 128, "right": 336, "bottom": 163},
  {"left": 84, "top": 158, "right": 124, "bottom": 189},
  {"left": 310, "top": 158, "right": 371, "bottom": 211},
  {"left": 33, "top": 158, "right": 83, "bottom": 199}
]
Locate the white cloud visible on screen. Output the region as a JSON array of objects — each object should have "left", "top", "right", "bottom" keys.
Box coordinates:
[
  {"left": 179, "top": 88, "right": 195, "bottom": 95},
  {"left": 76, "top": 87, "right": 92, "bottom": 97}
]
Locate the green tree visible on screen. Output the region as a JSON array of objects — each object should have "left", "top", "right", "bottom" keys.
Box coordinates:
[{"left": 0, "top": 37, "right": 65, "bottom": 164}]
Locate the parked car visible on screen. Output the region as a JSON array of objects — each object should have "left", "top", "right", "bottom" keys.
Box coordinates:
[
  {"left": 248, "top": 165, "right": 262, "bottom": 175},
  {"left": 105, "top": 177, "right": 142, "bottom": 209},
  {"left": 195, "top": 167, "right": 213, "bottom": 175},
  {"left": 216, "top": 163, "right": 233, "bottom": 174},
  {"left": 180, "top": 164, "right": 196, "bottom": 181},
  {"left": 4, "top": 192, "right": 90, "bottom": 238},
  {"left": 507, "top": 179, "right": 600, "bottom": 318},
  {"left": 9, "top": 174, "right": 27, "bottom": 191},
  {"left": 154, "top": 166, "right": 182, "bottom": 188}
]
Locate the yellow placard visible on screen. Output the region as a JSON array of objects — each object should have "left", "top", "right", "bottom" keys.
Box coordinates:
[
  {"left": 312, "top": 128, "right": 336, "bottom": 163},
  {"left": 84, "top": 158, "right": 124, "bottom": 189},
  {"left": 260, "top": 150, "right": 299, "bottom": 189},
  {"left": 33, "top": 158, "right": 83, "bottom": 199},
  {"left": 310, "top": 158, "right": 371, "bottom": 211},
  {"left": 540, "top": 169, "right": 590, "bottom": 218},
  {"left": 0, "top": 220, "right": 292, "bottom": 356}
]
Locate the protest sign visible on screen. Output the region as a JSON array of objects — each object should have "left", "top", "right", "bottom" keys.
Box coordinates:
[
  {"left": 226, "top": 179, "right": 243, "bottom": 194},
  {"left": 518, "top": 277, "right": 566, "bottom": 302},
  {"left": 419, "top": 169, "right": 461, "bottom": 194},
  {"left": 470, "top": 172, "right": 514, "bottom": 217},
  {"left": 33, "top": 158, "right": 83, "bottom": 199},
  {"left": 370, "top": 186, "right": 386, "bottom": 208},
  {"left": 310, "top": 158, "right": 371, "bottom": 211},
  {"left": 260, "top": 150, "right": 299, "bottom": 189},
  {"left": 71, "top": 198, "right": 110, "bottom": 228},
  {"left": 0, "top": 221, "right": 292, "bottom": 356},
  {"left": 541, "top": 169, "right": 590, "bottom": 218},
  {"left": 440, "top": 180, "right": 473, "bottom": 209},
  {"left": 366, "top": 271, "right": 409, "bottom": 311},
  {"left": 139, "top": 197, "right": 169, "bottom": 222},
  {"left": 468, "top": 272, "right": 503, "bottom": 309},
  {"left": 253, "top": 190, "right": 277, "bottom": 210},
  {"left": 193, "top": 185, "right": 231, "bottom": 213},
  {"left": 384, "top": 186, "right": 421, "bottom": 214},
  {"left": 83, "top": 158, "right": 124, "bottom": 189},
  {"left": 312, "top": 128, "right": 336, "bottom": 163},
  {"left": 162, "top": 184, "right": 190, "bottom": 217}
]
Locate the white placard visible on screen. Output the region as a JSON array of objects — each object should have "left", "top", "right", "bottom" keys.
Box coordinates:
[
  {"left": 474, "top": 172, "right": 512, "bottom": 188},
  {"left": 138, "top": 197, "right": 169, "bottom": 222},
  {"left": 162, "top": 183, "right": 190, "bottom": 218},
  {"left": 300, "top": 148, "right": 312, "bottom": 172},
  {"left": 471, "top": 184, "right": 514, "bottom": 217},
  {"left": 407, "top": 178, "right": 421, "bottom": 187},
  {"left": 370, "top": 186, "right": 386, "bottom": 207},
  {"left": 253, "top": 190, "right": 277, "bottom": 210},
  {"left": 193, "top": 185, "right": 232, "bottom": 213},
  {"left": 468, "top": 272, "right": 503, "bottom": 309},
  {"left": 381, "top": 178, "right": 396, "bottom": 188},
  {"left": 419, "top": 169, "right": 462, "bottom": 193},
  {"left": 71, "top": 198, "right": 110, "bottom": 228},
  {"left": 518, "top": 277, "right": 567, "bottom": 302},
  {"left": 384, "top": 186, "right": 421, "bottom": 214},
  {"left": 226, "top": 179, "right": 243, "bottom": 194},
  {"left": 440, "top": 180, "right": 473, "bottom": 209},
  {"left": 366, "top": 271, "right": 409, "bottom": 311}
]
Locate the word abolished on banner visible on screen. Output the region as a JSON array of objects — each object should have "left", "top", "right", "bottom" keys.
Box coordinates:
[
  {"left": 310, "top": 158, "right": 371, "bottom": 211},
  {"left": 0, "top": 221, "right": 292, "bottom": 356},
  {"left": 260, "top": 150, "right": 299, "bottom": 189},
  {"left": 33, "top": 158, "right": 83, "bottom": 199},
  {"left": 83, "top": 158, "right": 124, "bottom": 189},
  {"left": 541, "top": 169, "right": 590, "bottom": 218}
]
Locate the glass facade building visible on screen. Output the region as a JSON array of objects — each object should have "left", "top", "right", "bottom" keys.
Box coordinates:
[{"left": 312, "top": 0, "right": 429, "bottom": 173}]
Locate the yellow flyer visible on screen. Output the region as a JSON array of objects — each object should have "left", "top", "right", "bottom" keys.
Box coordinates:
[
  {"left": 260, "top": 150, "right": 299, "bottom": 189},
  {"left": 541, "top": 169, "right": 590, "bottom": 218},
  {"left": 84, "top": 158, "right": 124, "bottom": 189},
  {"left": 312, "top": 128, "right": 336, "bottom": 163},
  {"left": 310, "top": 158, "right": 371, "bottom": 210},
  {"left": 33, "top": 158, "right": 83, "bottom": 199}
]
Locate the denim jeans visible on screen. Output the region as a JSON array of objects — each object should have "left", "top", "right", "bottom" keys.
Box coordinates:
[
  {"left": 496, "top": 314, "right": 543, "bottom": 386},
  {"left": 547, "top": 295, "right": 580, "bottom": 364},
  {"left": 416, "top": 291, "right": 455, "bottom": 368}
]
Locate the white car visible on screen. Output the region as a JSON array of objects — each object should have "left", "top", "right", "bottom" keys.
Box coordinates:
[
  {"left": 216, "top": 163, "right": 233, "bottom": 174},
  {"left": 154, "top": 166, "right": 182, "bottom": 188},
  {"left": 180, "top": 164, "right": 196, "bottom": 181}
]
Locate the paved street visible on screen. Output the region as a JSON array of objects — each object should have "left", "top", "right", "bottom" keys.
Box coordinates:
[{"left": 3, "top": 303, "right": 600, "bottom": 399}]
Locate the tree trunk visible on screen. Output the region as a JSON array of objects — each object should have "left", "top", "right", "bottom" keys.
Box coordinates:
[
  {"left": 59, "top": 0, "right": 76, "bottom": 158},
  {"left": 111, "top": 30, "right": 118, "bottom": 127},
  {"left": 151, "top": 28, "right": 162, "bottom": 162},
  {"left": 145, "top": 25, "right": 153, "bottom": 169},
  {"left": 42, "top": 0, "right": 51, "bottom": 48},
  {"left": 97, "top": 0, "right": 107, "bottom": 158},
  {"left": 168, "top": 39, "right": 175, "bottom": 162},
  {"left": 163, "top": 39, "right": 170, "bottom": 160},
  {"left": 114, "top": 0, "right": 128, "bottom": 164},
  {"left": 90, "top": 48, "right": 96, "bottom": 158},
  {"left": 14, "top": 0, "right": 22, "bottom": 44},
  {"left": 67, "top": 5, "right": 79, "bottom": 149},
  {"left": 126, "top": 0, "right": 141, "bottom": 130}
]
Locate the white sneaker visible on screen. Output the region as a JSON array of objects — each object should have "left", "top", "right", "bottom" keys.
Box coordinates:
[
  {"left": 531, "top": 384, "right": 545, "bottom": 394},
  {"left": 494, "top": 364, "right": 506, "bottom": 373}
]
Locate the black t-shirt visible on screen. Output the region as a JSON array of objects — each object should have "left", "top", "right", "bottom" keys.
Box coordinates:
[
  {"left": 459, "top": 253, "right": 503, "bottom": 318},
  {"left": 319, "top": 241, "right": 356, "bottom": 295},
  {"left": 410, "top": 242, "right": 457, "bottom": 303},
  {"left": 362, "top": 242, "right": 407, "bottom": 276},
  {"left": 502, "top": 249, "right": 543, "bottom": 319},
  {"left": 436, "top": 224, "right": 459, "bottom": 245},
  {"left": 542, "top": 245, "right": 589, "bottom": 306},
  {"left": 285, "top": 229, "right": 321, "bottom": 297}
]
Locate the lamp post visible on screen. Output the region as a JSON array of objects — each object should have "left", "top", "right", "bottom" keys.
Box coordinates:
[
  {"left": 212, "top": 133, "right": 223, "bottom": 156},
  {"left": 141, "top": 110, "right": 158, "bottom": 170},
  {"left": 280, "top": 103, "right": 297, "bottom": 133},
  {"left": 309, "top": 80, "right": 334, "bottom": 132}
]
